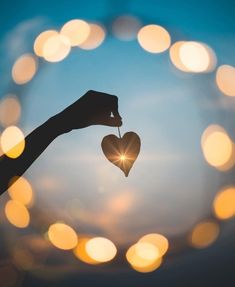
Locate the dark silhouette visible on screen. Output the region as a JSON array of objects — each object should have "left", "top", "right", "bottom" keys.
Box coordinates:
[{"left": 0, "top": 90, "right": 122, "bottom": 195}]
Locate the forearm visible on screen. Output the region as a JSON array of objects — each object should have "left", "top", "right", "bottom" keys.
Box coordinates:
[{"left": 0, "top": 116, "right": 62, "bottom": 195}]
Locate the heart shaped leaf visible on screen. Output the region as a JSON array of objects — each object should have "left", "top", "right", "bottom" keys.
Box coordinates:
[{"left": 101, "top": 132, "right": 141, "bottom": 177}]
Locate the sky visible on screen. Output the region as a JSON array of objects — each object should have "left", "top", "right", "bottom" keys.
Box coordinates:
[{"left": 0, "top": 0, "right": 235, "bottom": 286}]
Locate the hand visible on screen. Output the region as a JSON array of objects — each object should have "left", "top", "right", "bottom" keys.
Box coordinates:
[{"left": 53, "top": 90, "right": 122, "bottom": 133}]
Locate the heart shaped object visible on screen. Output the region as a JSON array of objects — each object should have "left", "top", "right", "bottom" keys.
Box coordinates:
[{"left": 101, "top": 132, "right": 141, "bottom": 177}]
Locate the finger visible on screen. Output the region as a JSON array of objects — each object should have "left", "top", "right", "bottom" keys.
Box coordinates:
[{"left": 99, "top": 116, "right": 123, "bottom": 127}]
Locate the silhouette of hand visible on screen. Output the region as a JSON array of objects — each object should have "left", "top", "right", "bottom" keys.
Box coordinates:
[{"left": 53, "top": 90, "right": 122, "bottom": 133}]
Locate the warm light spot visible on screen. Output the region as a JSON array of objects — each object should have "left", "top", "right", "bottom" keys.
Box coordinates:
[
  {"left": 120, "top": 155, "right": 126, "bottom": 161},
  {"left": 48, "top": 223, "right": 78, "bottom": 250},
  {"left": 8, "top": 176, "right": 33, "bottom": 206},
  {"left": 213, "top": 186, "right": 235, "bottom": 220},
  {"left": 107, "top": 191, "right": 134, "bottom": 214},
  {"left": 5, "top": 200, "right": 30, "bottom": 228},
  {"left": 190, "top": 220, "right": 219, "bottom": 248},
  {"left": 85, "top": 237, "right": 117, "bottom": 263},
  {"left": 0, "top": 95, "right": 21, "bottom": 127},
  {"left": 43, "top": 34, "right": 71, "bottom": 62},
  {"left": 137, "top": 24, "right": 171, "bottom": 53},
  {"left": 73, "top": 236, "right": 98, "bottom": 264},
  {"left": 139, "top": 233, "right": 169, "bottom": 257},
  {"left": 216, "top": 65, "right": 235, "bottom": 97},
  {"left": 12, "top": 54, "right": 37, "bottom": 84},
  {"left": 33, "top": 30, "right": 58, "bottom": 57},
  {"left": 126, "top": 242, "right": 162, "bottom": 273},
  {"left": 169, "top": 41, "right": 189, "bottom": 72},
  {"left": 112, "top": 15, "right": 141, "bottom": 41},
  {"left": 201, "top": 125, "right": 234, "bottom": 170},
  {"left": 179, "top": 42, "right": 214, "bottom": 73},
  {"left": 60, "top": 19, "right": 90, "bottom": 46},
  {"left": 80, "top": 23, "right": 106, "bottom": 50},
  {"left": 1, "top": 126, "right": 25, "bottom": 158}
]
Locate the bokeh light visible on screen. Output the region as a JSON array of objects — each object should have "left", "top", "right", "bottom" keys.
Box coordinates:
[
  {"left": 201, "top": 125, "right": 234, "bottom": 170},
  {"left": 85, "top": 237, "right": 117, "bottom": 263},
  {"left": 12, "top": 54, "right": 37, "bottom": 84},
  {"left": 34, "top": 30, "right": 58, "bottom": 57},
  {"left": 169, "top": 41, "right": 189, "bottom": 72},
  {"left": 179, "top": 42, "right": 216, "bottom": 73},
  {"left": 0, "top": 95, "right": 21, "bottom": 127},
  {"left": 137, "top": 24, "right": 171, "bottom": 53},
  {"left": 216, "top": 65, "right": 235, "bottom": 97},
  {"left": 5, "top": 200, "right": 30, "bottom": 228},
  {"left": 189, "top": 220, "right": 220, "bottom": 248},
  {"left": 60, "top": 19, "right": 90, "bottom": 46},
  {"left": 48, "top": 223, "right": 78, "bottom": 250},
  {"left": 213, "top": 186, "right": 235, "bottom": 220},
  {"left": 139, "top": 233, "right": 169, "bottom": 257},
  {"left": 112, "top": 15, "right": 141, "bottom": 41},
  {"left": 126, "top": 242, "right": 162, "bottom": 273},
  {"left": 73, "top": 236, "right": 98, "bottom": 264},
  {"left": 80, "top": 23, "right": 106, "bottom": 50},
  {"left": 0, "top": 126, "right": 25, "bottom": 158},
  {"left": 8, "top": 176, "right": 33, "bottom": 206},
  {"left": 42, "top": 34, "right": 71, "bottom": 62}
]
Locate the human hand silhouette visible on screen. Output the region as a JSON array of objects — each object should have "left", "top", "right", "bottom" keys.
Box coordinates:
[{"left": 54, "top": 90, "right": 122, "bottom": 133}]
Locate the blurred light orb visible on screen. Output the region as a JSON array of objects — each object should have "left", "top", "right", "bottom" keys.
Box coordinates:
[
  {"left": 73, "top": 236, "right": 98, "bottom": 264},
  {"left": 34, "top": 30, "right": 58, "bottom": 57},
  {"left": 5, "top": 200, "right": 30, "bottom": 228},
  {"left": 85, "top": 237, "right": 117, "bottom": 263},
  {"left": 112, "top": 15, "right": 142, "bottom": 41},
  {"left": 139, "top": 233, "right": 169, "bottom": 257},
  {"left": 179, "top": 42, "right": 214, "bottom": 73},
  {"left": 1, "top": 126, "right": 25, "bottom": 158},
  {"left": 213, "top": 186, "right": 235, "bottom": 220},
  {"left": 43, "top": 34, "right": 71, "bottom": 62},
  {"left": 216, "top": 65, "right": 235, "bottom": 97},
  {"left": 201, "top": 125, "right": 234, "bottom": 170},
  {"left": 190, "top": 220, "right": 219, "bottom": 248},
  {"left": 169, "top": 41, "right": 189, "bottom": 72},
  {"left": 126, "top": 242, "right": 162, "bottom": 273},
  {"left": 0, "top": 95, "right": 21, "bottom": 127},
  {"left": 135, "top": 242, "right": 159, "bottom": 261},
  {"left": 60, "top": 19, "right": 90, "bottom": 46},
  {"left": 80, "top": 23, "right": 106, "bottom": 50},
  {"left": 8, "top": 176, "right": 33, "bottom": 206},
  {"left": 137, "top": 24, "right": 171, "bottom": 53},
  {"left": 12, "top": 54, "right": 37, "bottom": 84},
  {"left": 48, "top": 223, "right": 78, "bottom": 250}
]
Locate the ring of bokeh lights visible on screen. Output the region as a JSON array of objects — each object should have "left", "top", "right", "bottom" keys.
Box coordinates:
[{"left": 1, "top": 15, "right": 235, "bottom": 278}]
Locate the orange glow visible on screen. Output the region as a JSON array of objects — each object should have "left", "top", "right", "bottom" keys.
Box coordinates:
[
  {"left": 201, "top": 125, "right": 234, "bottom": 170},
  {"left": 48, "top": 223, "right": 78, "bottom": 250},
  {"left": 12, "top": 54, "right": 37, "bottom": 84},
  {"left": 85, "top": 237, "right": 117, "bottom": 263},
  {"left": 107, "top": 191, "right": 134, "bottom": 214},
  {"left": 80, "top": 23, "right": 105, "bottom": 50},
  {"left": 0, "top": 95, "right": 21, "bottom": 127},
  {"left": 112, "top": 15, "right": 141, "bottom": 41},
  {"left": 139, "top": 233, "right": 169, "bottom": 257},
  {"left": 73, "top": 236, "right": 98, "bottom": 264},
  {"left": 120, "top": 155, "right": 126, "bottom": 161},
  {"left": 34, "top": 30, "right": 58, "bottom": 57},
  {"left": 190, "top": 220, "right": 219, "bottom": 248},
  {"left": 43, "top": 34, "right": 71, "bottom": 62},
  {"left": 8, "top": 176, "right": 33, "bottom": 206},
  {"left": 169, "top": 41, "right": 189, "bottom": 72},
  {"left": 216, "top": 65, "right": 235, "bottom": 97},
  {"left": 5, "top": 200, "right": 30, "bottom": 228},
  {"left": 126, "top": 242, "right": 162, "bottom": 273},
  {"left": 60, "top": 19, "right": 90, "bottom": 46},
  {"left": 1, "top": 126, "right": 25, "bottom": 158},
  {"left": 179, "top": 42, "right": 214, "bottom": 73},
  {"left": 137, "top": 24, "right": 171, "bottom": 53},
  {"left": 213, "top": 186, "right": 235, "bottom": 220}
]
